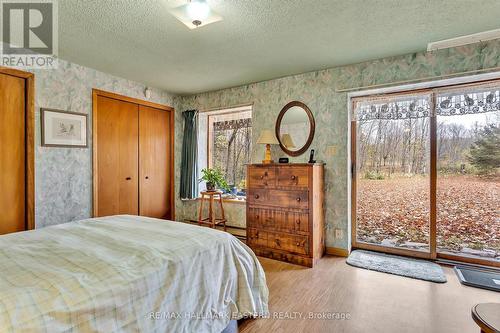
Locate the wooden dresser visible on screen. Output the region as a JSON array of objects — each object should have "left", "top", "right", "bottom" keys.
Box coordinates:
[{"left": 246, "top": 163, "right": 325, "bottom": 267}]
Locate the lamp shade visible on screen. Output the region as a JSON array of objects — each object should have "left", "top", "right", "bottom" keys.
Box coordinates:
[
  {"left": 257, "top": 129, "right": 279, "bottom": 145},
  {"left": 281, "top": 133, "right": 296, "bottom": 149}
]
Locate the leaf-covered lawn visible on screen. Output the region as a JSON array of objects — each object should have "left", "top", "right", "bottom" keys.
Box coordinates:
[{"left": 356, "top": 175, "right": 500, "bottom": 256}]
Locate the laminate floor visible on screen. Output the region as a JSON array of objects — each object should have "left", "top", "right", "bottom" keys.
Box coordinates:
[{"left": 240, "top": 256, "right": 498, "bottom": 333}]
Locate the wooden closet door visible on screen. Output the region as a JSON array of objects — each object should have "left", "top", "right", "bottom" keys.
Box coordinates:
[
  {"left": 139, "top": 105, "right": 171, "bottom": 219},
  {"left": 95, "top": 96, "right": 139, "bottom": 216},
  {"left": 0, "top": 73, "right": 26, "bottom": 234}
]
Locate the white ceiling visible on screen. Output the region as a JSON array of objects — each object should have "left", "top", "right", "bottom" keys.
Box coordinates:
[{"left": 59, "top": 0, "right": 500, "bottom": 95}]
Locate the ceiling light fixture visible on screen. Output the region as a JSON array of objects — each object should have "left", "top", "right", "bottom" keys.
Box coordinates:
[
  {"left": 186, "top": 0, "right": 210, "bottom": 27},
  {"left": 167, "top": 0, "right": 222, "bottom": 30}
]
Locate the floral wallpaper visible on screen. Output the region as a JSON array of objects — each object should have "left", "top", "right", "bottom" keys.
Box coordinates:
[
  {"left": 28, "top": 60, "right": 176, "bottom": 227},
  {"left": 15, "top": 38, "right": 500, "bottom": 248},
  {"left": 175, "top": 39, "right": 500, "bottom": 250}
]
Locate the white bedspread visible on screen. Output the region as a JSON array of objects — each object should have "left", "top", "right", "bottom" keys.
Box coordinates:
[{"left": 0, "top": 215, "right": 268, "bottom": 332}]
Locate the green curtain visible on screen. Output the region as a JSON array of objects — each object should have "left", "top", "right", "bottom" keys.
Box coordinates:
[{"left": 180, "top": 110, "right": 199, "bottom": 199}]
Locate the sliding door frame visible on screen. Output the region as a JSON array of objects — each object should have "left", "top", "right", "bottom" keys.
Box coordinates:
[
  {"left": 350, "top": 93, "right": 435, "bottom": 259},
  {"left": 349, "top": 75, "right": 500, "bottom": 267},
  {"left": 0, "top": 66, "right": 35, "bottom": 231},
  {"left": 92, "top": 89, "right": 175, "bottom": 220}
]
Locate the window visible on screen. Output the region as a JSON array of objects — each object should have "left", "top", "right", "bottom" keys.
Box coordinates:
[
  {"left": 351, "top": 79, "right": 500, "bottom": 266},
  {"left": 198, "top": 106, "right": 252, "bottom": 199}
]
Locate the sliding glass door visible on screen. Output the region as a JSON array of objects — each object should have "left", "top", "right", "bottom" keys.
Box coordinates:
[
  {"left": 435, "top": 85, "right": 500, "bottom": 264},
  {"left": 352, "top": 81, "right": 499, "bottom": 266},
  {"left": 352, "top": 93, "right": 433, "bottom": 258}
]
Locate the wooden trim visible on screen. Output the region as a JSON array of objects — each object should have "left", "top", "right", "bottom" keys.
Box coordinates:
[
  {"left": 0, "top": 66, "right": 33, "bottom": 78},
  {"left": 26, "top": 74, "right": 35, "bottom": 230},
  {"left": 40, "top": 108, "right": 89, "bottom": 148},
  {"left": 0, "top": 66, "right": 35, "bottom": 230},
  {"left": 438, "top": 253, "right": 500, "bottom": 268},
  {"left": 92, "top": 89, "right": 175, "bottom": 220},
  {"left": 350, "top": 119, "right": 357, "bottom": 250},
  {"left": 275, "top": 101, "right": 315, "bottom": 157},
  {"left": 325, "top": 247, "right": 349, "bottom": 257},
  {"left": 92, "top": 89, "right": 174, "bottom": 112},
  {"left": 429, "top": 93, "right": 437, "bottom": 259},
  {"left": 169, "top": 106, "right": 175, "bottom": 220},
  {"left": 353, "top": 242, "right": 432, "bottom": 259},
  {"left": 92, "top": 91, "right": 99, "bottom": 217}
]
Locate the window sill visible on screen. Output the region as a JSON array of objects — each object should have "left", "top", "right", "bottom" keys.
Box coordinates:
[{"left": 181, "top": 197, "right": 247, "bottom": 204}]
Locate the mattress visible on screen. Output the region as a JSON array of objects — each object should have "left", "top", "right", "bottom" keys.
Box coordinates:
[{"left": 0, "top": 215, "right": 269, "bottom": 332}]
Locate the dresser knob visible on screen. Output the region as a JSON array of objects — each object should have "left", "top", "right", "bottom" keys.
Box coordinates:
[
  {"left": 291, "top": 175, "right": 296, "bottom": 180},
  {"left": 296, "top": 220, "right": 300, "bottom": 224},
  {"left": 255, "top": 215, "right": 259, "bottom": 219},
  {"left": 254, "top": 194, "right": 260, "bottom": 199},
  {"left": 296, "top": 242, "right": 300, "bottom": 246},
  {"left": 264, "top": 181, "right": 268, "bottom": 186},
  {"left": 296, "top": 197, "right": 301, "bottom": 202},
  {"left": 260, "top": 175, "right": 264, "bottom": 179},
  {"left": 255, "top": 232, "right": 259, "bottom": 238}
]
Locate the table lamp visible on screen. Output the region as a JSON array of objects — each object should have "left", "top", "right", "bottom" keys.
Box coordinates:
[
  {"left": 281, "top": 133, "right": 296, "bottom": 149},
  {"left": 257, "top": 129, "right": 279, "bottom": 164}
]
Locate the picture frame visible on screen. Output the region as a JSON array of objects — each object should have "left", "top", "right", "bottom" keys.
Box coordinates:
[{"left": 41, "top": 108, "right": 88, "bottom": 148}]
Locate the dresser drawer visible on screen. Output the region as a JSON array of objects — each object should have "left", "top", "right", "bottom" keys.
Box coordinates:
[
  {"left": 247, "top": 228, "right": 268, "bottom": 248},
  {"left": 267, "top": 232, "right": 309, "bottom": 255},
  {"left": 288, "top": 211, "right": 310, "bottom": 233},
  {"left": 277, "top": 166, "right": 310, "bottom": 189},
  {"left": 247, "top": 188, "right": 269, "bottom": 206},
  {"left": 247, "top": 207, "right": 262, "bottom": 227},
  {"left": 269, "top": 189, "right": 309, "bottom": 210},
  {"left": 248, "top": 207, "right": 295, "bottom": 232},
  {"left": 248, "top": 166, "right": 276, "bottom": 188}
]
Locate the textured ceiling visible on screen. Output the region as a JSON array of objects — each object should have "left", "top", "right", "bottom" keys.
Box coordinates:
[{"left": 59, "top": 0, "right": 500, "bottom": 95}]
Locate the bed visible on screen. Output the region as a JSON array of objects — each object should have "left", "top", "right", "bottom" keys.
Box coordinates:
[{"left": 0, "top": 215, "right": 269, "bottom": 332}]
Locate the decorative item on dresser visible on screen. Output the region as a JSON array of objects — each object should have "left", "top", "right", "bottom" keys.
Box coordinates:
[
  {"left": 257, "top": 129, "right": 280, "bottom": 164},
  {"left": 246, "top": 163, "right": 325, "bottom": 267}
]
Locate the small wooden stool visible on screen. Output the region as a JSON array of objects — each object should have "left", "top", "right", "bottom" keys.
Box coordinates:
[{"left": 198, "top": 191, "right": 227, "bottom": 231}]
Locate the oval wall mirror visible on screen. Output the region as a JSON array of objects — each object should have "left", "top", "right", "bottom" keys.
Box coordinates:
[{"left": 275, "top": 101, "right": 315, "bottom": 157}]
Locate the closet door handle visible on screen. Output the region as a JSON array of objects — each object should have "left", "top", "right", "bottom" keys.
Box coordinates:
[{"left": 125, "top": 177, "right": 132, "bottom": 180}]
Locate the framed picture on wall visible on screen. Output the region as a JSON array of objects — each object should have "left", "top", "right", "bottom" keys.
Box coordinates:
[{"left": 41, "top": 108, "right": 88, "bottom": 148}]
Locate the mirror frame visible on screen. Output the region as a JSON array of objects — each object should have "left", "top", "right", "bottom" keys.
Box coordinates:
[{"left": 275, "top": 101, "right": 315, "bottom": 157}]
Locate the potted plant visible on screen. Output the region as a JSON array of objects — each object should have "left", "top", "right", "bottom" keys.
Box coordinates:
[
  {"left": 199, "top": 168, "right": 229, "bottom": 192},
  {"left": 237, "top": 179, "right": 247, "bottom": 196}
]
